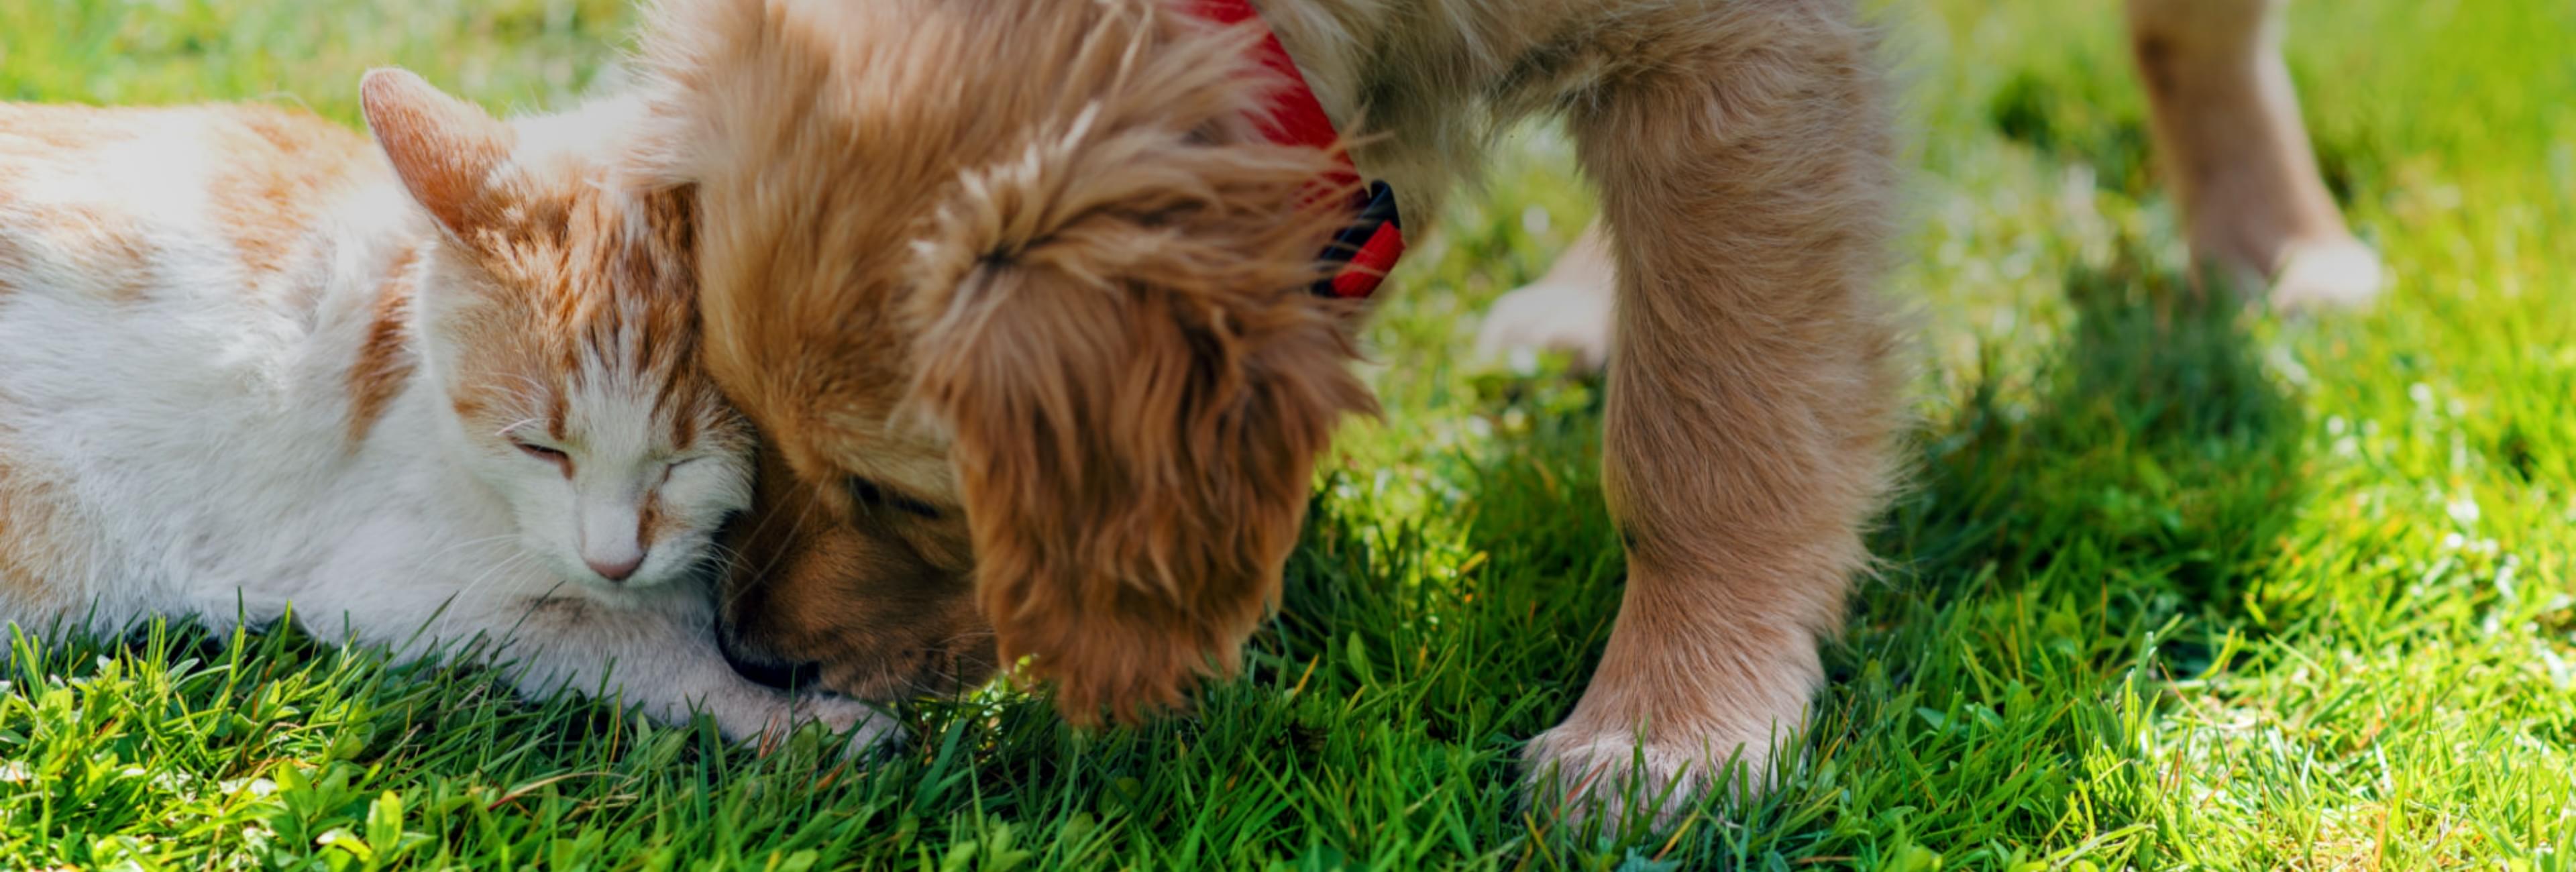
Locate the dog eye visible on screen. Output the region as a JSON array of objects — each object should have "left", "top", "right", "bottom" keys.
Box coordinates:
[{"left": 845, "top": 476, "right": 941, "bottom": 520}]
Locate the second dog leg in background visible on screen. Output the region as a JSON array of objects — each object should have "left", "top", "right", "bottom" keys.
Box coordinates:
[
  {"left": 1475, "top": 0, "right": 2382, "bottom": 373},
  {"left": 2127, "top": 0, "right": 2381, "bottom": 308}
]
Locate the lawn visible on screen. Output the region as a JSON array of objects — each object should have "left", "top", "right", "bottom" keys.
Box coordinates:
[{"left": 5, "top": 0, "right": 2573, "bottom": 868}]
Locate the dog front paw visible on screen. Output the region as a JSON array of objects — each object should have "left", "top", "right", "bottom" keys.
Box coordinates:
[{"left": 1523, "top": 709, "right": 1798, "bottom": 832}]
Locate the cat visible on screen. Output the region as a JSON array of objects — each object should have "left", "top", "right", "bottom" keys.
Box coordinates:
[{"left": 0, "top": 68, "right": 890, "bottom": 747}]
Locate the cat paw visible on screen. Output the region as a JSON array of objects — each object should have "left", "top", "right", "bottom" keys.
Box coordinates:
[
  {"left": 2267, "top": 236, "right": 2383, "bottom": 311},
  {"left": 1522, "top": 713, "right": 1790, "bottom": 832},
  {"left": 758, "top": 694, "right": 902, "bottom": 755},
  {"left": 1473, "top": 277, "right": 1615, "bottom": 374}
]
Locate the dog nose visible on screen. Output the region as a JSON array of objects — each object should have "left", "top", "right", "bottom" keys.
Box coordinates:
[
  {"left": 715, "top": 620, "right": 824, "bottom": 691},
  {"left": 586, "top": 551, "right": 644, "bottom": 582}
]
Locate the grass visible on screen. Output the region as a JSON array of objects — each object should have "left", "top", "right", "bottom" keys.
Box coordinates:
[{"left": 5, "top": 0, "right": 2574, "bottom": 867}]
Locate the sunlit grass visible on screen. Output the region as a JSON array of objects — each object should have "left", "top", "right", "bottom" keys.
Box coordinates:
[{"left": 3, "top": 0, "right": 2571, "bottom": 867}]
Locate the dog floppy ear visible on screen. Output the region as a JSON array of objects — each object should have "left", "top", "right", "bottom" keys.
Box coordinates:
[{"left": 906, "top": 112, "right": 1375, "bottom": 724}]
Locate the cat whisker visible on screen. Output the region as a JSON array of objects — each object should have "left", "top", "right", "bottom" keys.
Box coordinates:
[
  {"left": 415, "top": 533, "right": 529, "bottom": 567},
  {"left": 490, "top": 415, "right": 547, "bottom": 440},
  {"left": 724, "top": 492, "right": 824, "bottom": 614},
  {"left": 9, "top": 87, "right": 783, "bottom": 747}
]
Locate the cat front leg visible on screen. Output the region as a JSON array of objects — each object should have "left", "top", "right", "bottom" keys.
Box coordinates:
[{"left": 450, "top": 588, "right": 902, "bottom": 751}]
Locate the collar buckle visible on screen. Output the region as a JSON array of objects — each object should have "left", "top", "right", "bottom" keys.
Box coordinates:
[{"left": 1316, "top": 180, "right": 1403, "bottom": 299}]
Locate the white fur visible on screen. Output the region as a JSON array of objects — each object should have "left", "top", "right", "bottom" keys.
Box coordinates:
[{"left": 0, "top": 101, "right": 890, "bottom": 747}]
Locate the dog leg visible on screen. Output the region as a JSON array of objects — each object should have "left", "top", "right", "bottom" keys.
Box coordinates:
[
  {"left": 1473, "top": 220, "right": 1616, "bottom": 373},
  {"left": 1523, "top": 1, "right": 1902, "bottom": 828},
  {"left": 2127, "top": 0, "right": 2381, "bottom": 308}
]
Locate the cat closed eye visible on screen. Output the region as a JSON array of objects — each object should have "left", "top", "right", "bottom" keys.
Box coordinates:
[{"left": 514, "top": 440, "right": 572, "bottom": 471}]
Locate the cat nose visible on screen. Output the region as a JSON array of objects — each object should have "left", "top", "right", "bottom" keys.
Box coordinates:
[{"left": 585, "top": 551, "right": 644, "bottom": 582}]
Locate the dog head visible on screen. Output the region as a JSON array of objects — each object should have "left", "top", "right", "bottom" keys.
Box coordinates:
[{"left": 631, "top": 0, "right": 1375, "bottom": 722}]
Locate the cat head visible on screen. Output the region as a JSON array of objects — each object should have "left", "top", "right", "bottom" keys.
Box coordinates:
[{"left": 358, "top": 68, "right": 753, "bottom": 594}]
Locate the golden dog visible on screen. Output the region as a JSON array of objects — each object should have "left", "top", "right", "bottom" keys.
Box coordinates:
[{"left": 621, "top": 0, "right": 2375, "bottom": 824}]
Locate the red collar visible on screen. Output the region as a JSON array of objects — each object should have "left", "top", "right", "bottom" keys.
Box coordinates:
[{"left": 1189, "top": 0, "right": 1405, "bottom": 301}]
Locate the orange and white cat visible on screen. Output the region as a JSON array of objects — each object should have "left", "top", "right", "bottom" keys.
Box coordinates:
[{"left": 0, "top": 70, "right": 888, "bottom": 745}]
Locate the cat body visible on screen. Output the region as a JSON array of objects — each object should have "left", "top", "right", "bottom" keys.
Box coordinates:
[{"left": 0, "top": 74, "right": 888, "bottom": 745}]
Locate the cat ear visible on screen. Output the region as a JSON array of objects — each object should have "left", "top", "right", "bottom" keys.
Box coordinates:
[{"left": 359, "top": 68, "right": 517, "bottom": 244}]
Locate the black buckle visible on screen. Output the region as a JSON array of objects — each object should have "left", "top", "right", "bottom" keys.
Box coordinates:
[{"left": 1313, "top": 180, "right": 1401, "bottom": 294}]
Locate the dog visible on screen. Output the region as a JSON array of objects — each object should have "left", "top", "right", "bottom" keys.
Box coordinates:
[{"left": 619, "top": 0, "right": 2377, "bottom": 825}]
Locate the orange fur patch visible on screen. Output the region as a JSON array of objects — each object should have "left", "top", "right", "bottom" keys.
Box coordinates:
[
  {"left": 419, "top": 160, "right": 723, "bottom": 467},
  {"left": 0, "top": 437, "right": 80, "bottom": 604},
  {"left": 0, "top": 221, "right": 23, "bottom": 295},
  {"left": 31, "top": 201, "right": 154, "bottom": 303},
  {"left": 635, "top": 490, "right": 664, "bottom": 549},
  {"left": 0, "top": 107, "right": 154, "bottom": 300},
  {"left": 0, "top": 103, "right": 138, "bottom": 156},
  {"left": 345, "top": 243, "right": 420, "bottom": 443},
  {"left": 3, "top": 102, "right": 367, "bottom": 303},
  {"left": 205, "top": 105, "right": 372, "bottom": 279},
  {"left": 341, "top": 72, "right": 728, "bottom": 463}
]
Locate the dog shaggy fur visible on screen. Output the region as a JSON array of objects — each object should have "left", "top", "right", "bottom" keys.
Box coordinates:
[{"left": 623, "top": 0, "right": 2369, "bottom": 826}]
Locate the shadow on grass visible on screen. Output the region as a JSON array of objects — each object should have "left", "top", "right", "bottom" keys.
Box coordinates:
[
  {"left": 0, "top": 251, "right": 2322, "bottom": 869},
  {"left": 1769, "top": 249, "right": 2321, "bottom": 865},
  {"left": 1289, "top": 244, "right": 2328, "bottom": 862},
  {"left": 1, "top": 365, "right": 1631, "bottom": 869},
  {"left": 1884, "top": 246, "right": 2310, "bottom": 636},
  {"left": 864, "top": 258, "right": 2309, "bottom": 865}
]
